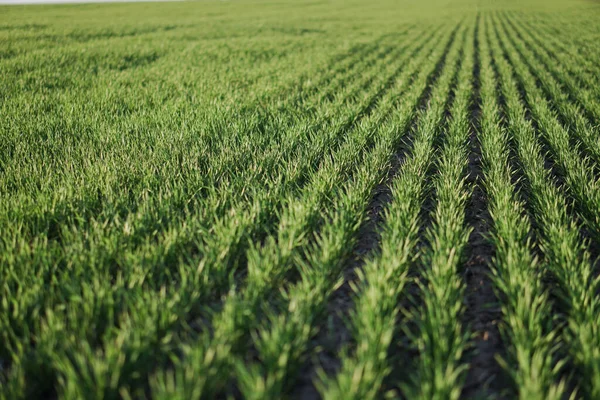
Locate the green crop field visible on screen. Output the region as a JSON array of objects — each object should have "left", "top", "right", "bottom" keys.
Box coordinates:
[{"left": 2, "top": 0, "right": 600, "bottom": 398}]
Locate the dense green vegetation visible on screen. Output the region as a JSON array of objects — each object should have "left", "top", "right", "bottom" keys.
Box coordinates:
[{"left": 2, "top": 0, "right": 600, "bottom": 398}]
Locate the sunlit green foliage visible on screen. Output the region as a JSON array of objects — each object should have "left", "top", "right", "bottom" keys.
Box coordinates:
[{"left": 1, "top": 0, "right": 600, "bottom": 398}]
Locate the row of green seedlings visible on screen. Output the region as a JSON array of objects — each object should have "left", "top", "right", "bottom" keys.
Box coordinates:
[
  {"left": 509, "top": 11, "right": 600, "bottom": 101},
  {"left": 186, "top": 25, "right": 439, "bottom": 271},
  {"left": 526, "top": 9, "right": 600, "bottom": 52},
  {"left": 540, "top": 10, "right": 600, "bottom": 67},
  {"left": 0, "top": 17, "right": 407, "bottom": 338},
  {"left": 152, "top": 27, "right": 432, "bottom": 292},
  {"left": 491, "top": 13, "right": 600, "bottom": 398},
  {"left": 495, "top": 13, "right": 600, "bottom": 239},
  {"left": 152, "top": 20, "right": 445, "bottom": 376},
  {"left": 318, "top": 21, "right": 468, "bottom": 400},
  {"left": 11, "top": 23, "right": 442, "bottom": 400},
  {"left": 3, "top": 22, "right": 412, "bottom": 307},
  {"left": 512, "top": 11, "right": 600, "bottom": 121},
  {"left": 147, "top": 22, "right": 463, "bottom": 400},
  {"left": 0, "top": 20, "right": 406, "bottom": 280},
  {"left": 193, "top": 28, "right": 431, "bottom": 232},
  {"left": 478, "top": 14, "right": 564, "bottom": 399},
  {"left": 403, "top": 19, "right": 475, "bottom": 400},
  {"left": 271, "top": 28, "right": 413, "bottom": 107},
  {"left": 1, "top": 28, "right": 427, "bottom": 331},
  {"left": 236, "top": 22, "right": 469, "bottom": 400},
  {"left": 144, "top": 31, "right": 400, "bottom": 234},
  {"left": 200, "top": 28, "right": 419, "bottom": 185},
  {"left": 200, "top": 29, "right": 409, "bottom": 202},
  {"left": 498, "top": 12, "right": 600, "bottom": 163},
  {"left": 510, "top": 18, "right": 600, "bottom": 163},
  {"left": 1, "top": 22, "right": 421, "bottom": 344},
  {"left": 0, "top": 26, "right": 434, "bottom": 400},
  {"left": 1, "top": 27, "right": 440, "bottom": 400},
  {"left": 0, "top": 28, "right": 413, "bottom": 390},
  {"left": 296, "top": 29, "right": 415, "bottom": 106}
]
